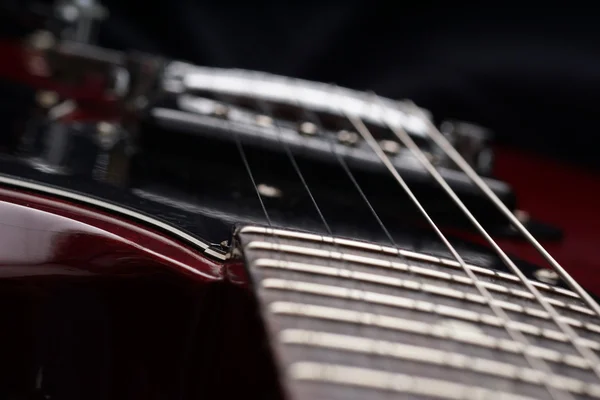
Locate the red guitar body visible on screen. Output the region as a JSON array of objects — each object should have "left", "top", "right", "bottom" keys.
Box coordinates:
[
  {"left": 494, "top": 146, "right": 600, "bottom": 294},
  {"left": 0, "top": 25, "right": 599, "bottom": 400},
  {"left": 0, "top": 144, "right": 598, "bottom": 399}
]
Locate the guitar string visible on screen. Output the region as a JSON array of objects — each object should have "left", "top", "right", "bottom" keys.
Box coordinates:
[
  {"left": 337, "top": 88, "right": 571, "bottom": 400},
  {"left": 204, "top": 68, "right": 274, "bottom": 228},
  {"left": 293, "top": 85, "right": 398, "bottom": 248},
  {"left": 250, "top": 72, "right": 383, "bottom": 321},
  {"left": 407, "top": 100, "right": 600, "bottom": 319},
  {"left": 254, "top": 98, "right": 332, "bottom": 236},
  {"left": 278, "top": 77, "right": 566, "bottom": 397},
  {"left": 192, "top": 69, "right": 576, "bottom": 396},
  {"left": 372, "top": 95, "right": 600, "bottom": 380},
  {"left": 226, "top": 72, "right": 571, "bottom": 397},
  {"left": 234, "top": 123, "right": 273, "bottom": 227},
  {"left": 249, "top": 74, "right": 398, "bottom": 379},
  {"left": 253, "top": 72, "right": 428, "bottom": 381},
  {"left": 294, "top": 83, "right": 470, "bottom": 393},
  {"left": 290, "top": 82, "right": 428, "bottom": 385}
]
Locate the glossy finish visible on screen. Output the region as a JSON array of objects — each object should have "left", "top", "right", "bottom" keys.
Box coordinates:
[
  {"left": 0, "top": 187, "right": 224, "bottom": 281},
  {"left": 0, "top": 187, "right": 283, "bottom": 400}
]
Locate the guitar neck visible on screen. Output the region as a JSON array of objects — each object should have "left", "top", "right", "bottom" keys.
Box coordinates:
[{"left": 236, "top": 226, "right": 598, "bottom": 400}]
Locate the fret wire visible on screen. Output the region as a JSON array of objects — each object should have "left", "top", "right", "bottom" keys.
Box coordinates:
[
  {"left": 280, "top": 329, "right": 600, "bottom": 396},
  {"left": 253, "top": 256, "right": 600, "bottom": 338},
  {"left": 370, "top": 93, "right": 600, "bottom": 381},
  {"left": 336, "top": 88, "right": 572, "bottom": 400},
  {"left": 240, "top": 226, "right": 583, "bottom": 302},
  {"left": 267, "top": 280, "right": 591, "bottom": 370},
  {"left": 268, "top": 297, "right": 600, "bottom": 351},
  {"left": 289, "top": 361, "right": 541, "bottom": 400},
  {"left": 407, "top": 100, "right": 600, "bottom": 320},
  {"left": 253, "top": 254, "right": 596, "bottom": 322}
]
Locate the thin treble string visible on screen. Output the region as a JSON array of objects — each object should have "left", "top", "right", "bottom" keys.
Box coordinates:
[
  {"left": 279, "top": 75, "right": 399, "bottom": 379},
  {"left": 337, "top": 88, "right": 571, "bottom": 400},
  {"left": 253, "top": 74, "right": 359, "bottom": 342},
  {"left": 254, "top": 101, "right": 333, "bottom": 236},
  {"left": 203, "top": 69, "right": 273, "bottom": 227},
  {"left": 407, "top": 100, "right": 600, "bottom": 319},
  {"left": 249, "top": 73, "right": 335, "bottom": 271},
  {"left": 234, "top": 130, "right": 273, "bottom": 227},
  {"left": 374, "top": 94, "right": 600, "bottom": 381},
  {"left": 295, "top": 96, "right": 397, "bottom": 248}
]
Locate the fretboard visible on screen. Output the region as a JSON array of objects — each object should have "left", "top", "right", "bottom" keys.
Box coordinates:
[{"left": 238, "top": 225, "right": 600, "bottom": 400}]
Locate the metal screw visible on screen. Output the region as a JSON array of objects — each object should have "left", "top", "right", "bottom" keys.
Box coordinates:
[
  {"left": 213, "top": 104, "right": 229, "bottom": 118},
  {"left": 380, "top": 139, "right": 401, "bottom": 155},
  {"left": 255, "top": 115, "right": 273, "bottom": 127},
  {"left": 257, "top": 183, "right": 282, "bottom": 198},
  {"left": 337, "top": 130, "right": 359, "bottom": 146},
  {"left": 97, "top": 121, "right": 119, "bottom": 150},
  {"left": 36, "top": 91, "right": 59, "bottom": 108},
  {"left": 534, "top": 268, "right": 560, "bottom": 285},
  {"left": 299, "top": 122, "right": 318, "bottom": 136}
]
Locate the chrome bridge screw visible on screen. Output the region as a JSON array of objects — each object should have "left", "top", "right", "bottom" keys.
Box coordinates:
[
  {"left": 337, "top": 130, "right": 359, "bottom": 146},
  {"left": 299, "top": 122, "right": 318, "bottom": 136}
]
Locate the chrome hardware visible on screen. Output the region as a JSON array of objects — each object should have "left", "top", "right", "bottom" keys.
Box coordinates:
[
  {"left": 299, "top": 121, "right": 318, "bottom": 136},
  {"left": 379, "top": 139, "right": 401, "bottom": 155},
  {"left": 213, "top": 103, "right": 229, "bottom": 118},
  {"left": 337, "top": 130, "right": 359, "bottom": 146},
  {"left": 255, "top": 115, "right": 273, "bottom": 127},
  {"left": 439, "top": 120, "right": 494, "bottom": 176}
]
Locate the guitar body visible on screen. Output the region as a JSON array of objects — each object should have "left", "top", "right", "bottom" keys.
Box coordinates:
[
  {"left": 1, "top": 5, "right": 600, "bottom": 399},
  {"left": 1, "top": 143, "right": 599, "bottom": 400},
  {"left": 494, "top": 146, "right": 600, "bottom": 294}
]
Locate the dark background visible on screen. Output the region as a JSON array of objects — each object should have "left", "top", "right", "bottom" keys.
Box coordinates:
[{"left": 5, "top": 1, "right": 600, "bottom": 168}]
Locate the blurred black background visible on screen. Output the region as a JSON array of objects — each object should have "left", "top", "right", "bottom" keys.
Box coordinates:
[{"left": 3, "top": 1, "right": 600, "bottom": 168}]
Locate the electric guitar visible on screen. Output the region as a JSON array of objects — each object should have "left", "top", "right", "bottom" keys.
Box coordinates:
[{"left": 1, "top": 2, "right": 600, "bottom": 399}]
